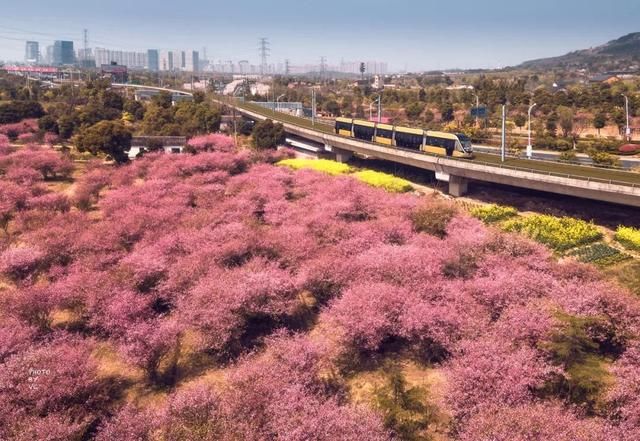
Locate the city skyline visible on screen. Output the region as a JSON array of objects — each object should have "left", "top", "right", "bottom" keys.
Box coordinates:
[{"left": 1, "top": 0, "right": 639, "bottom": 71}]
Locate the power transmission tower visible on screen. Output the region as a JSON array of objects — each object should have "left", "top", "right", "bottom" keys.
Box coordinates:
[
  {"left": 258, "top": 37, "right": 270, "bottom": 77},
  {"left": 83, "top": 29, "right": 89, "bottom": 68},
  {"left": 285, "top": 59, "right": 290, "bottom": 76},
  {"left": 320, "top": 56, "right": 327, "bottom": 82}
]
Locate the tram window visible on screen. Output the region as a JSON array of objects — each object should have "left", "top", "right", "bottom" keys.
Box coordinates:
[
  {"left": 376, "top": 128, "right": 393, "bottom": 138},
  {"left": 354, "top": 125, "right": 375, "bottom": 140},
  {"left": 336, "top": 121, "right": 352, "bottom": 131},
  {"left": 395, "top": 132, "right": 422, "bottom": 149},
  {"left": 444, "top": 139, "right": 455, "bottom": 151}
]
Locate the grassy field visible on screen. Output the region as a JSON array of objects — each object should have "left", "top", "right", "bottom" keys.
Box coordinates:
[{"left": 230, "top": 98, "right": 640, "bottom": 187}]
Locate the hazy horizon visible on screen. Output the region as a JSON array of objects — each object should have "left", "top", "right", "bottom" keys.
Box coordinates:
[{"left": 1, "top": 0, "right": 639, "bottom": 71}]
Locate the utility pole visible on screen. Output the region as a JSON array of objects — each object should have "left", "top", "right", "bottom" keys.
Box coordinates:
[
  {"left": 527, "top": 103, "right": 537, "bottom": 159},
  {"left": 622, "top": 94, "right": 631, "bottom": 141},
  {"left": 311, "top": 88, "right": 316, "bottom": 126},
  {"left": 258, "top": 38, "right": 270, "bottom": 77},
  {"left": 320, "top": 56, "right": 327, "bottom": 83},
  {"left": 501, "top": 104, "right": 507, "bottom": 162}
]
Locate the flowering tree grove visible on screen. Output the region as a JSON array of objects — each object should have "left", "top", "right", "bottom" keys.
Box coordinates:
[{"left": 1, "top": 133, "right": 640, "bottom": 439}]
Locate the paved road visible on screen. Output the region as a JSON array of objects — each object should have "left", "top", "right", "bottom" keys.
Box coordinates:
[{"left": 474, "top": 145, "right": 640, "bottom": 170}]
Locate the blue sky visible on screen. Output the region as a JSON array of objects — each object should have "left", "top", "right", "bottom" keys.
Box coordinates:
[{"left": 1, "top": 0, "right": 639, "bottom": 70}]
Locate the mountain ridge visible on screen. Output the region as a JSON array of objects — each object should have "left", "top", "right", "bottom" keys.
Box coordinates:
[{"left": 518, "top": 32, "right": 640, "bottom": 70}]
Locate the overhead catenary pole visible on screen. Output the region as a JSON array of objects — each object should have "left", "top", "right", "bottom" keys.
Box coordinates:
[
  {"left": 311, "top": 89, "right": 316, "bottom": 125},
  {"left": 473, "top": 93, "right": 479, "bottom": 127},
  {"left": 377, "top": 95, "right": 382, "bottom": 123},
  {"left": 527, "top": 103, "right": 537, "bottom": 159},
  {"left": 501, "top": 104, "right": 507, "bottom": 162}
]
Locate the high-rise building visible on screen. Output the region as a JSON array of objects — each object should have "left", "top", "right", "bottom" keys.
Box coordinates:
[
  {"left": 184, "top": 50, "right": 199, "bottom": 72},
  {"left": 53, "top": 41, "right": 75, "bottom": 65},
  {"left": 159, "top": 50, "right": 175, "bottom": 71},
  {"left": 25, "top": 41, "right": 39, "bottom": 64},
  {"left": 147, "top": 49, "right": 159, "bottom": 71},
  {"left": 45, "top": 45, "right": 53, "bottom": 64}
]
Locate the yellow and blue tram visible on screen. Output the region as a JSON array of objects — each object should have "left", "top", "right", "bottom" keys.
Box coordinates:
[{"left": 335, "top": 118, "right": 474, "bottom": 159}]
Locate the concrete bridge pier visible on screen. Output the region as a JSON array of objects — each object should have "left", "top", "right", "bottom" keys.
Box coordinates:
[
  {"left": 448, "top": 175, "right": 469, "bottom": 197},
  {"left": 334, "top": 148, "right": 353, "bottom": 163}
]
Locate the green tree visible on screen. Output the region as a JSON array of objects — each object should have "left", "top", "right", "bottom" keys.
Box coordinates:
[
  {"left": 141, "top": 103, "right": 175, "bottom": 134},
  {"left": 252, "top": 119, "right": 284, "bottom": 149},
  {"left": 546, "top": 113, "right": 558, "bottom": 136},
  {"left": 193, "top": 90, "right": 206, "bottom": 104},
  {"left": 557, "top": 106, "right": 574, "bottom": 137},
  {"left": 100, "top": 89, "right": 124, "bottom": 111},
  {"left": 405, "top": 102, "right": 426, "bottom": 120},
  {"left": 373, "top": 362, "right": 435, "bottom": 441},
  {"left": 38, "top": 115, "right": 59, "bottom": 134},
  {"left": 124, "top": 99, "right": 146, "bottom": 121},
  {"left": 423, "top": 109, "right": 435, "bottom": 124},
  {"left": 593, "top": 111, "right": 607, "bottom": 137},
  {"left": 440, "top": 103, "right": 454, "bottom": 122},
  {"left": 152, "top": 91, "right": 173, "bottom": 109},
  {"left": 74, "top": 120, "right": 132, "bottom": 164},
  {"left": 57, "top": 114, "right": 78, "bottom": 139},
  {"left": 323, "top": 100, "right": 340, "bottom": 116},
  {"left": 542, "top": 314, "right": 613, "bottom": 411},
  {"left": 513, "top": 114, "right": 527, "bottom": 129}
]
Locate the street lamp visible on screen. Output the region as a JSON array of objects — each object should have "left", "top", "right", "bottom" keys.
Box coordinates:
[
  {"left": 527, "top": 103, "right": 537, "bottom": 159},
  {"left": 622, "top": 94, "right": 631, "bottom": 141},
  {"left": 276, "top": 94, "right": 286, "bottom": 112},
  {"left": 369, "top": 96, "right": 381, "bottom": 122}
]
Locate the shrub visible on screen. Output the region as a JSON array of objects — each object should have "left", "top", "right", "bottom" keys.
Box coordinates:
[
  {"left": 410, "top": 199, "right": 457, "bottom": 238},
  {"left": 0, "top": 246, "right": 45, "bottom": 280},
  {"left": 186, "top": 133, "right": 235, "bottom": 153},
  {"left": 588, "top": 149, "right": 619, "bottom": 167},
  {"left": 502, "top": 214, "right": 602, "bottom": 251},
  {"left": 615, "top": 226, "right": 640, "bottom": 251},
  {"left": 252, "top": 119, "right": 284, "bottom": 149},
  {"left": 559, "top": 150, "right": 578, "bottom": 162},
  {"left": 353, "top": 170, "right": 413, "bottom": 193},
  {"left": 470, "top": 204, "right": 518, "bottom": 223},
  {"left": 278, "top": 158, "right": 352, "bottom": 175},
  {"left": 618, "top": 144, "right": 640, "bottom": 155}
]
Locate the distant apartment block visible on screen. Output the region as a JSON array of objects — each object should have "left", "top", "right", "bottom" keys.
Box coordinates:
[
  {"left": 25, "top": 41, "right": 39, "bottom": 64},
  {"left": 158, "top": 50, "right": 199, "bottom": 72},
  {"left": 53, "top": 41, "right": 75, "bottom": 65},
  {"left": 94, "top": 48, "right": 147, "bottom": 69}
]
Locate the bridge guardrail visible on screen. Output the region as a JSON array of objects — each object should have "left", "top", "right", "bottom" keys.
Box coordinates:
[{"left": 226, "top": 98, "right": 639, "bottom": 190}]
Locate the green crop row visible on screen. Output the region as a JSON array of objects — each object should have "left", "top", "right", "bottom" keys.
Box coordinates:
[{"left": 568, "top": 243, "right": 630, "bottom": 266}]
